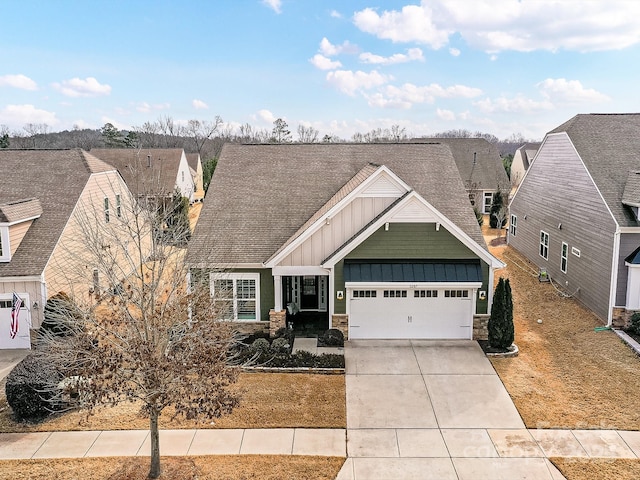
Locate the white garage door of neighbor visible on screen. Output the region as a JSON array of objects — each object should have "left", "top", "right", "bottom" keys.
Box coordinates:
[
  {"left": 0, "top": 301, "right": 32, "bottom": 349},
  {"left": 348, "top": 288, "right": 473, "bottom": 339}
]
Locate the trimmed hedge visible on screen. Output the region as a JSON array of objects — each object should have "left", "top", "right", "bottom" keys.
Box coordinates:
[
  {"left": 318, "top": 329, "right": 344, "bottom": 347},
  {"left": 5, "top": 353, "right": 64, "bottom": 421}
]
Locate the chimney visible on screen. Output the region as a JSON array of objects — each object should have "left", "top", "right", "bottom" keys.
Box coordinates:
[{"left": 147, "top": 154, "right": 151, "bottom": 167}]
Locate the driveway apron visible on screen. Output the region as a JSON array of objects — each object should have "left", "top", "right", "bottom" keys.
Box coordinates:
[{"left": 338, "top": 339, "right": 566, "bottom": 480}]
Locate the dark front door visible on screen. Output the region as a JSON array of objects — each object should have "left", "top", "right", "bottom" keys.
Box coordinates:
[{"left": 301, "top": 275, "right": 318, "bottom": 310}]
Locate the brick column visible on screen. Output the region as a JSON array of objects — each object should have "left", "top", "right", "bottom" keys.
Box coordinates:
[{"left": 269, "top": 309, "right": 286, "bottom": 338}]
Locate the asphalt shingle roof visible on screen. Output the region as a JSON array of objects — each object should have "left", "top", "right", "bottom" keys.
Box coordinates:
[
  {"left": 549, "top": 114, "right": 640, "bottom": 227},
  {"left": 0, "top": 198, "right": 42, "bottom": 223},
  {"left": 91, "top": 148, "right": 183, "bottom": 196},
  {"left": 0, "top": 149, "right": 115, "bottom": 277},
  {"left": 187, "top": 143, "right": 486, "bottom": 266},
  {"left": 516, "top": 142, "right": 541, "bottom": 170}
]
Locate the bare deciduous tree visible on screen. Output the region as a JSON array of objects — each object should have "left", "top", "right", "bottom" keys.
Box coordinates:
[
  {"left": 296, "top": 124, "right": 319, "bottom": 143},
  {"left": 187, "top": 117, "right": 223, "bottom": 156},
  {"left": 39, "top": 168, "right": 240, "bottom": 479}
]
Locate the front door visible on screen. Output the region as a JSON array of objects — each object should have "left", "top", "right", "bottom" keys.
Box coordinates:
[{"left": 301, "top": 276, "right": 318, "bottom": 310}]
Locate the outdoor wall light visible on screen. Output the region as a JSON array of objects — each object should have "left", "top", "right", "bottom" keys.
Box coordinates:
[
  {"left": 337, "top": 291, "right": 344, "bottom": 300},
  {"left": 479, "top": 291, "right": 486, "bottom": 301}
]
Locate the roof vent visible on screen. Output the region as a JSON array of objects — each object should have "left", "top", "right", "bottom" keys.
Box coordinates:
[
  {"left": 473, "top": 152, "right": 477, "bottom": 165},
  {"left": 147, "top": 154, "right": 151, "bottom": 167}
]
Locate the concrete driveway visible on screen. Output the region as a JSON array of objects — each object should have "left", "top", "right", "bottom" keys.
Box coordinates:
[
  {"left": 0, "top": 349, "right": 29, "bottom": 382},
  {"left": 337, "top": 340, "right": 565, "bottom": 480}
]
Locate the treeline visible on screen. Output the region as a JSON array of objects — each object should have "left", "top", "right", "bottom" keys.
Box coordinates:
[{"left": 0, "top": 117, "right": 534, "bottom": 162}]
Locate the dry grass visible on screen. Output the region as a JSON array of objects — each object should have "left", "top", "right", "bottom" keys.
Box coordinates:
[
  {"left": 0, "top": 455, "right": 345, "bottom": 480},
  {"left": 189, "top": 202, "right": 202, "bottom": 231},
  {"left": 550, "top": 458, "right": 640, "bottom": 480},
  {"left": 0, "top": 373, "right": 346, "bottom": 432},
  {"left": 484, "top": 226, "right": 640, "bottom": 430}
]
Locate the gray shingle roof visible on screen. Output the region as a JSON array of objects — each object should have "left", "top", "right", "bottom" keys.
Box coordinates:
[
  {"left": 187, "top": 143, "right": 486, "bottom": 266},
  {"left": 0, "top": 198, "right": 42, "bottom": 223},
  {"left": 0, "top": 149, "right": 115, "bottom": 277},
  {"left": 185, "top": 153, "right": 200, "bottom": 171},
  {"left": 91, "top": 148, "right": 183, "bottom": 196},
  {"left": 416, "top": 138, "right": 510, "bottom": 192},
  {"left": 516, "top": 142, "right": 541, "bottom": 170},
  {"left": 622, "top": 172, "right": 640, "bottom": 208},
  {"left": 549, "top": 114, "right": 640, "bottom": 227}
]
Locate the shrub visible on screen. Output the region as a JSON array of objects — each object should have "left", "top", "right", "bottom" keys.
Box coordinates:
[
  {"left": 40, "top": 292, "right": 81, "bottom": 338},
  {"left": 318, "top": 329, "right": 344, "bottom": 347},
  {"left": 249, "top": 338, "right": 271, "bottom": 355},
  {"left": 271, "top": 337, "right": 290, "bottom": 354},
  {"left": 489, "top": 191, "right": 507, "bottom": 228},
  {"left": 474, "top": 206, "right": 484, "bottom": 227},
  {"left": 630, "top": 312, "right": 640, "bottom": 335},
  {"left": 488, "top": 277, "right": 514, "bottom": 350},
  {"left": 273, "top": 327, "right": 295, "bottom": 347},
  {"left": 5, "top": 353, "right": 65, "bottom": 421}
]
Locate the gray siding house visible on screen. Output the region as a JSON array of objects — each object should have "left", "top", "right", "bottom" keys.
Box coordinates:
[
  {"left": 509, "top": 114, "right": 640, "bottom": 325},
  {"left": 187, "top": 143, "right": 503, "bottom": 340}
]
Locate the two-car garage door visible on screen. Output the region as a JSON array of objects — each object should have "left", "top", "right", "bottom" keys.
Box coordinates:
[{"left": 347, "top": 287, "right": 474, "bottom": 339}]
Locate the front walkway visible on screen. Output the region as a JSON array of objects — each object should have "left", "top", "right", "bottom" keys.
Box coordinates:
[{"left": 336, "top": 340, "right": 640, "bottom": 480}]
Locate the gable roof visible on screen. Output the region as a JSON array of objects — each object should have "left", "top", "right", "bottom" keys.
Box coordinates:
[
  {"left": 187, "top": 143, "right": 487, "bottom": 266},
  {"left": 416, "top": 138, "right": 510, "bottom": 192},
  {"left": 185, "top": 153, "right": 201, "bottom": 171},
  {"left": 515, "top": 142, "right": 541, "bottom": 170},
  {"left": 91, "top": 148, "right": 184, "bottom": 196},
  {"left": 0, "top": 149, "right": 116, "bottom": 277},
  {"left": 548, "top": 114, "right": 640, "bottom": 227}
]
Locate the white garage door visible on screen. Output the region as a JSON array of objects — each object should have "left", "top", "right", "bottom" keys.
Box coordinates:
[{"left": 348, "top": 287, "right": 473, "bottom": 339}]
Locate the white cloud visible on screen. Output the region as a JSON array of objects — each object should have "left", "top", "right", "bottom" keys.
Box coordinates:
[
  {"left": 449, "top": 47, "right": 461, "bottom": 57},
  {"left": 310, "top": 54, "right": 342, "bottom": 70},
  {"left": 53, "top": 77, "right": 111, "bottom": 97},
  {"left": 353, "top": 5, "right": 451, "bottom": 48},
  {"left": 0, "top": 74, "right": 37, "bottom": 91},
  {"left": 537, "top": 78, "right": 609, "bottom": 104},
  {"left": 330, "top": 10, "right": 342, "bottom": 19},
  {"left": 192, "top": 99, "right": 209, "bottom": 110},
  {"left": 100, "top": 116, "right": 128, "bottom": 130},
  {"left": 474, "top": 95, "right": 553, "bottom": 114},
  {"left": 326, "top": 70, "right": 391, "bottom": 96},
  {"left": 359, "top": 48, "right": 424, "bottom": 65},
  {"left": 353, "top": 1, "right": 640, "bottom": 53},
  {"left": 0, "top": 104, "right": 58, "bottom": 127},
  {"left": 368, "top": 82, "right": 483, "bottom": 109},
  {"left": 251, "top": 109, "right": 277, "bottom": 124},
  {"left": 262, "top": 0, "right": 281, "bottom": 14},
  {"left": 436, "top": 108, "right": 456, "bottom": 121},
  {"left": 135, "top": 102, "right": 171, "bottom": 113},
  {"left": 319, "top": 37, "right": 359, "bottom": 56}
]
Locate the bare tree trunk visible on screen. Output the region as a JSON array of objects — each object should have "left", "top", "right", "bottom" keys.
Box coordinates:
[{"left": 149, "top": 407, "right": 161, "bottom": 479}]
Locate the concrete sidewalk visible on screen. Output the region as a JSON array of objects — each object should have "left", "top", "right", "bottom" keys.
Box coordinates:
[{"left": 0, "top": 428, "right": 346, "bottom": 459}]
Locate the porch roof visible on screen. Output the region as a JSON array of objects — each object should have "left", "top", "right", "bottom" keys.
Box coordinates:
[{"left": 343, "top": 259, "right": 483, "bottom": 283}]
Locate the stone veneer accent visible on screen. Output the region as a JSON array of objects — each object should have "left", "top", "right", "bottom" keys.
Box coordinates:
[
  {"left": 332, "top": 314, "right": 349, "bottom": 340},
  {"left": 269, "top": 309, "right": 287, "bottom": 338},
  {"left": 473, "top": 314, "right": 490, "bottom": 340},
  {"left": 612, "top": 307, "right": 638, "bottom": 329}
]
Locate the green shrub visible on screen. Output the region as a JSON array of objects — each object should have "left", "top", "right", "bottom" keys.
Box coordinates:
[
  {"left": 318, "top": 329, "right": 344, "bottom": 347},
  {"left": 488, "top": 277, "right": 514, "bottom": 350},
  {"left": 249, "top": 338, "right": 270, "bottom": 354},
  {"left": 271, "top": 337, "right": 290, "bottom": 354},
  {"left": 630, "top": 312, "right": 640, "bottom": 335},
  {"left": 5, "top": 353, "right": 64, "bottom": 421}
]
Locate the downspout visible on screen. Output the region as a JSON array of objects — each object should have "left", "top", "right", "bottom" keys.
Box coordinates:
[{"left": 608, "top": 229, "right": 621, "bottom": 327}]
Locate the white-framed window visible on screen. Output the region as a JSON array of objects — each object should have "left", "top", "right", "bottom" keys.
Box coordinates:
[
  {"left": 211, "top": 273, "right": 260, "bottom": 321},
  {"left": 104, "top": 197, "right": 110, "bottom": 223},
  {"left": 540, "top": 230, "right": 549, "bottom": 260},
  {"left": 353, "top": 290, "right": 377, "bottom": 298},
  {"left": 0, "top": 226, "right": 8, "bottom": 262},
  {"left": 383, "top": 290, "right": 407, "bottom": 298},
  {"left": 561, "top": 242, "right": 568, "bottom": 273},
  {"left": 115, "top": 194, "right": 122, "bottom": 218},
  {"left": 414, "top": 290, "right": 438, "bottom": 298},
  {"left": 444, "top": 290, "right": 469, "bottom": 298},
  {"left": 572, "top": 247, "right": 581, "bottom": 257},
  {"left": 510, "top": 214, "right": 517, "bottom": 237},
  {"left": 483, "top": 192, "right": 493, "bottom": 214}
]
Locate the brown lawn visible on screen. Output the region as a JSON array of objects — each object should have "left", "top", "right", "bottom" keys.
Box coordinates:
[
  {"left": 0, "top": 455, "right": 345, "bottom": 480},
  {"left": 551, "top": 458, "right": 640, "bottom": 480},
  {"left": 484, "top": 226, "right": 640, "bottom": 430},
  {"left": 0, "top": 373, "right": 345, "bottom": 432}
]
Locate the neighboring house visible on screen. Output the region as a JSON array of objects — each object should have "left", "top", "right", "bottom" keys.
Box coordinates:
[
  {"left": 510, "top": 142, "right": 541, "bottom": 189},
  {"left": 187, "top": 143, "right": 504, "bottom": 340},
  {"left": 0, "top": 149, "right": 134, "bottom": 348},
  {"left": 509, "top": 113, "right": 640, "bottom": 325},
  {"left": 92, "top": 148, "right": 195, "bottom": 203},
  {"left": 186, "top": 153, "right": 204, "bottom": 201},
  {"left": 416, "top": 138, "right": 511, "bottom": 215}
]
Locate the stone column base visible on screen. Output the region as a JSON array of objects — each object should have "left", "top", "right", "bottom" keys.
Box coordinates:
[
  {"left": 473, "top": 314, "right": 490, "bottom": 340},
  {"left": 269, "top": 309, "right": 286, "bottom": 338},
  {"left": 332, "top": 314, "right": 349, "bottom": 340}
]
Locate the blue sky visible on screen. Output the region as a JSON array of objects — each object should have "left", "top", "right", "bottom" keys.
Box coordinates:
[{"left": 1, "top": 0, "right": 639, "bottom": 140}]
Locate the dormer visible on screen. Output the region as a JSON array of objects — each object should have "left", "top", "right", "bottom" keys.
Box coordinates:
[{"left": 0, "top": 198, "right": 43, "bottom": 262}]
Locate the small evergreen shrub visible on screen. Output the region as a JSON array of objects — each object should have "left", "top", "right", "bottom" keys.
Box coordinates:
[
  {"left": 488, "top": 277, "right": 514, "bottom": 350},
  {"left": 5, "top": 353, "right": 64, "bottom": 421},
  {"left": 249, "top": 338, "right": 270, "bottom": 355},
  {"left": 318, "top": 329, "right": 344, "bottom": 347},
  {"left": 270, "top": 337, "right": 290, "bottom": 354},
  {"left": 629, "top": 312, "right": 640, "bottom": 335}
]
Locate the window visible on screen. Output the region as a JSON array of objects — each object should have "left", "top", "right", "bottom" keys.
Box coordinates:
[
  {"left": 483, "top": 192, "right": 493, "bottom": 214},
  {"left": 444, "top": 290, "right": 469, "bottom": 298},
  {"left": 0, "top": 226, "right": 9, "bottom": 262},
  {"left": 510, "top": 214, "right": 517, "bottom": 237},
  {"left": 104, "top": 197, "right": 110, "bottom": 223},
  {"left": 0, "top": 300, "right": 12, "bottom": 308},
  {"left": 540, "top": 230, "right": 549, "bottom": 259},
  {"left": 415, "top": 290, "right": 438, "bottom": 298},
  {"left": 383, "top": 290, "right": 407, "bottom": 298},
  {"left": 561, "top": 242, "right": 568, "bottom": 273},
  {"left": 212, "top": 273, "right": 259, "bottom": 321},
  {"left": 115, "top": 194, "right": 122, "bottom": 218},
  {"left": 182, "top": 171, "right": 185, "bottom": 182},
  {"left": 572, "top": 247, "right": 581, "bottom": 257},
  {"left": 353, "top": 290, "right": 377, "bottom": 298}
]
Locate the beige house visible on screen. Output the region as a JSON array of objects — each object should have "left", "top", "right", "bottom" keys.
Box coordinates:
[
  {"left": 0, "top": 149, "right": 136, "bottom": 348},
  {"left": 186, "top": 153, "right": 204, "bottom": 201},
  {"left": 510, "top": 142, "right": 540, "bottom": 189}
]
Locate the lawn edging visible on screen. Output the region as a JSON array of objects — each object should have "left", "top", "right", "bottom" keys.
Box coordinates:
[
  {"left": 241, "top": 366, "right": 344, "bottom": 374},
  {"left": 613, "top": 329, "right": 640, "bottom": 356}
]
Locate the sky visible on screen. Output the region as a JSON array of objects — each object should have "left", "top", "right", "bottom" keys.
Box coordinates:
[{"left": 1, "top": 0, "right": 640, "bottom": 141}]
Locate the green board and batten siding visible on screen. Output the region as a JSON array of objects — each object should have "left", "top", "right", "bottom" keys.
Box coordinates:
[{"left": 333, "top": 223, "right": 489, "bottom": 314}]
